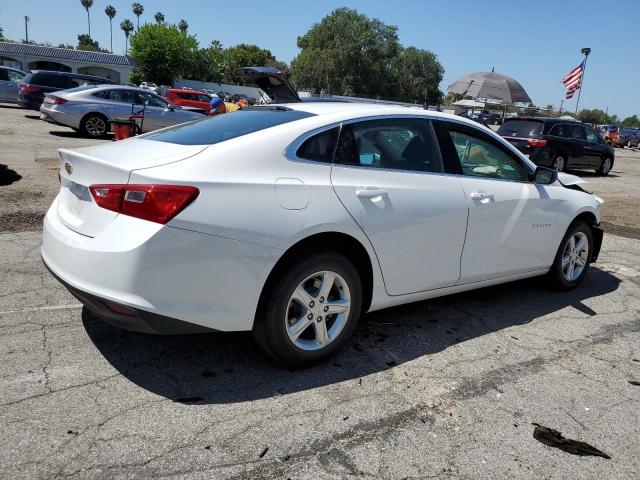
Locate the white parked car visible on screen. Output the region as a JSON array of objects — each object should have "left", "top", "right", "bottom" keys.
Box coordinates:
[
  {"left": 42, "top": 97, "right": 604, "bottom": 366},
  {"left": 139, "top": 81, "right": 159, "bottom": 93}
]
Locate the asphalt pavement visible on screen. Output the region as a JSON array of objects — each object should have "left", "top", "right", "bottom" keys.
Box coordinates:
[{"left": 1, "top": 104, "right": 639, "bottom": 479}]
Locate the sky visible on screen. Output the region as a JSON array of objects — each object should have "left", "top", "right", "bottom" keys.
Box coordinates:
[{"left": 1, "top": 0, "right": 638, "bottom": 118}]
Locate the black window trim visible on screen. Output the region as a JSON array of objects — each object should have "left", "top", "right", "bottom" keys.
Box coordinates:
[
  {"left": 285, "top": 114, "right": 446, "bottom": 176},
  {"left": 433, "top": 119, "right": 536, "bottom": 183}
]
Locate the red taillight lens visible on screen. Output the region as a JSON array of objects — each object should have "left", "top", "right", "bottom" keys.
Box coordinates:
[
  {"left": 52, "top": 96, "right": 67, "bottom": 105},
  {"left": 20, "top": 84, "right": 42, "bottom": 93},
  {"left": 89, "top": 184, "right": 199, "bottom": 224},
  {"left": 527, "top": 138, "right": 548, "bottom": 147}
]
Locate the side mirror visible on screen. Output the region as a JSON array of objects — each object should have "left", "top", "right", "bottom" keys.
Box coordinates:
[
  {"left": 534, "top": 166, "right": 557, "bottom": 185},
  {"left": 166, "top": 104, "right": 175, "bottom": 111}
]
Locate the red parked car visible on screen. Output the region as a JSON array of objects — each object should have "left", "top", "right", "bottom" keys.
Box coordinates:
[{"left": 161, "top": 88, "right": 212, "bottom": 113}]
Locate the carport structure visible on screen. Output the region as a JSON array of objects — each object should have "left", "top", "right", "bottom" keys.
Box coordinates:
[{"left": 0, "top": 42, "right": 136, "bottom": 83}]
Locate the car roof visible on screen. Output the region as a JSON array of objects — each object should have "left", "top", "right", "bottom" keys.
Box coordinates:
[
  {"left": 503, "top": 116, "right": 580, "bottom": 125},
  {"left": 275, "top": 101, "right": 496, "bottom": 129},
  {"left": 169, "top": 88, "right": 208, "bottom": 95}
]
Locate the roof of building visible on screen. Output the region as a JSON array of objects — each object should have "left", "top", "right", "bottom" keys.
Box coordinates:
[{"left": 0, "top": 42, "right": 136, "bottom": 67}]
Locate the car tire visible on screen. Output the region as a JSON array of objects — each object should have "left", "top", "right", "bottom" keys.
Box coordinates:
[
  {"left": 553, "top": 156, "right": 566, "bottom": 172},
  {"left": 596, "top": 157, "right": 612, "bottom": 176},
  {"left": 547, "top": 220, "right": 593, "bottom": 291},
  {"left": 253, "top": 251, "right": 363, "bottom": 367},
  {"left": 80, "top": 113, "right": 109, "bottom": 138}
]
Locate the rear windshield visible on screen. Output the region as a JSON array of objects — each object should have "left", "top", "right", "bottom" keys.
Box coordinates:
[
  {"left": 145, "top": 108, "right": 315, "bottom": 145},
  {"left": 498, "top": 120, "right": 544, "bottom": 137},
  {"left": 28, "top": 72, "right": 70, "bottom": 88}
]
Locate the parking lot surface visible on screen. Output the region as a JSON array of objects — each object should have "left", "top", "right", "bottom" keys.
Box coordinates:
[{"left": 1, "top": 105, "right": 640, "bottom": 479}]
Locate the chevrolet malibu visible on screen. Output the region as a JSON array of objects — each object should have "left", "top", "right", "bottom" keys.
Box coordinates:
[{"left": 42, "top": 103, "right": 604, "bottom": 366}]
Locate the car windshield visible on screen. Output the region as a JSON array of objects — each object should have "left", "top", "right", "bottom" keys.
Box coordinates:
[
  {"left": 144, "top": 107, "right": 315, "bottom": 145},
  {"left": 498, "top": 120, "right": 544, "bottom": 137}
]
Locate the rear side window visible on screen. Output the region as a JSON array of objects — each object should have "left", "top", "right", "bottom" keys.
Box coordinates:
[
  {"left": 0, "top": 69, "right": 8, "bottom": 81},
  {"left": 498, "top": 120, "right": 544, "bottom": 137},
  {"left": 296, "top": 127, "right": 339, "bottom": 163},
  {"left": 145, "top": 108, "right": 315, "bottom": 145},
  {"left": 334, "top": 118, "right": 443, "bottom": 173}
]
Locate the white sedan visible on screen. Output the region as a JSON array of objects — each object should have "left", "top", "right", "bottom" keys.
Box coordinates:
[{"left": 42, "top": 103, "right": 604, "bottom": 366}]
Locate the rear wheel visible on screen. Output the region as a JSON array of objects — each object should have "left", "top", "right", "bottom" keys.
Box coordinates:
[
  {"left": 253, "top": 252, "right": 362, "bottom": 367},
  {"left": 547, "top": 221, "right": 593, "bottom": 290},
  {"left": 596, "top": 157, "right": 612, "bottom": 176},
  {"left": 553, "top": 156, "right": 566, "bottom": 172},
  {"left": 81, "top": 113, "right": 108, "bottom": 138}
]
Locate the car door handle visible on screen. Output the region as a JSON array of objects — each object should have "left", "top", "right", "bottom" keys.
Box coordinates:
[
  {"left": 469, "top": 191, "right": 494, "bottom": 201},
  {"left": 356, "top": 188, "right": 388, "bottom": 199}
]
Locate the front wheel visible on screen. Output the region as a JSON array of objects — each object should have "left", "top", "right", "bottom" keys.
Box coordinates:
[
  {"left": 596, "top": 157, "right": 612, "bottom": 176},
  {"left": 253, "top": 252, "right": 362, "bottom": 367},
  {"left": 547, "top": 221, "right": 593, "bottom": 290}
]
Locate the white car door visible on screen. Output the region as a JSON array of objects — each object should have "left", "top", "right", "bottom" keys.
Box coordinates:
[
  {"left": 435, "top": 121, "right": 558, "bottom": 283},
  {"left": 330, "top": 117, "right": 469, "bottom": 295}
]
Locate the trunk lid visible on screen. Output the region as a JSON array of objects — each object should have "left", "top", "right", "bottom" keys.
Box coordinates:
[
  {"left": 235, "top": 66, "right": 300, "bottom": 103},
  {"left": 56, "top": 138, "right": 207, "bottom": 237}
]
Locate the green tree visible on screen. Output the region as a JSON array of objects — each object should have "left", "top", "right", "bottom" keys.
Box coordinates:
[
  {"left": 577, "top": 108, "right": 609, "bottom": 124},
  {"left": 80, "top": 0, "right": 94, "bottom": 37},
  {"left": 132, "top": 3, "right": 144, "bottom": 29},
  {"left": 120, "top": 19, "right": 134, "bottom": 54},
  {"left": 105, "top": 5, "right": 117, "bottom": 53},
  {"left": 621, "top": 115, "right": 640, "bottom": 128},
  {"left": 184, "top": 40, "right": 229, "bottom": 82},
  {"left": 0, "top": 26, "right": 4, "bottom": 41},
  {"left": 129, "top": 23, "right": 198, "bottom": 85},
  {"left": 77, "top": 34, "right": 108, "bottom": 52},
  {"left": 154, "top": 11, "right": 165, "bottom": 24},
  {"left": 178, "top": 19, "right": 188, "bottom": 33},
  {"left": 129, "top": 70, "right": 143, "bottom": 85},
  {"left": 390, "top": 46, "right": 444, "bottom": 103},
  {"left": 291, "top": 8, "right": 401, "bottom": 96}
]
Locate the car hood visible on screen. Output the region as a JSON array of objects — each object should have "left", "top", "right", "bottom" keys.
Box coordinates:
[
  {"left": 235, "top": 66, "right": 300, "bottom": 103},
  {"left": 557, "top": 172, "right": 587, "bottom": 187}
]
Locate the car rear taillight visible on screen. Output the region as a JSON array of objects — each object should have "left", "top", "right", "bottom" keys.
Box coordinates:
[
  {"left": 51, "top": 96, "right": 67, "bottom": 105},
  {"left": 89, "top": 184, "right": 199, "bottom": 224},
  {"left": 527, "top": 138, "right": 548, "bottom": 147},
  {"left": 19, "top": 84, "right": 42, "bottom": 93}
]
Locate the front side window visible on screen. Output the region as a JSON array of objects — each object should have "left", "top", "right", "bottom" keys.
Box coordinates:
[
  {"left": 139, "top": 91, "right": 168, "bottom": 108},
  {"left": 296, "top": 127, "right": 339, "bottom": 163},
  {"left": 334, "top": 118, "right": 442, "bottom": 173},
  {"left": 447, "top": 130, "right": 529, "bottom": 182},
  {"left": 585, "top": 126, "right": 599, "bottom": 144}
]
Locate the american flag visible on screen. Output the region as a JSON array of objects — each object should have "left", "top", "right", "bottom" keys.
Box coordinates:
[{"left": 562, "top": 62, "right": 585, "bottom": 99}]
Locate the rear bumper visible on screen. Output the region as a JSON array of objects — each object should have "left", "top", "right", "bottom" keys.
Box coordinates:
[
  {"left": 39, "top": 105, "right": 81, "bottom": 129},
  {"left": 41, "top": 197, "right": 281, "bottom": 333},
  {"left": 44, "top": 260, "right": 214, "bottom": 334},
  {"left": 18, "top": 94, "right": 43, "bottom": 110}
]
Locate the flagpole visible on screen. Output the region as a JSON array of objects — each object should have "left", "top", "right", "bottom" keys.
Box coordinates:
[{"left": 575, "top": 48, "right": 591, "bottom": 114}]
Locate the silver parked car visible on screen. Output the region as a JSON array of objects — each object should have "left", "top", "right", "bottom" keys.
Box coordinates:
[
  {"left": 0, "top": 66, "right": 26, "bottom": 103},
  {"left": 39, "top": 85, "right": 204, "bottom": 138}
]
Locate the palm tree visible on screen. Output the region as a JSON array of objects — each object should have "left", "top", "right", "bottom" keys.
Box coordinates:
[
  {"left": 120, "top": 19, "right": 134, "bottom": 54},
  {"left": 178, "top": 19, "right": 188, "bottom": 33},
  {"left": 104, "top": 5, "right": 116, "bottom": 53},
  {"left": 80, "top": 0, "right": 94, "bottom": 37},
  {"left": 132, "top": 3, "right": 144, "bottom": 30},
  {"left": 154, "top": 12, "right": 164, "bottom": 24}
]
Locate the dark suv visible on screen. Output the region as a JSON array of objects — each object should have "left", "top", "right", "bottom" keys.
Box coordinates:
[
  {"left": 18, "top": 70, "right": 118, "bottom": 110},
  {"left": 619, "top": 127, "right": 640, "bottom": 148},
  {"left": 497, "top": 117, "right": 615, "bottom": 176}
]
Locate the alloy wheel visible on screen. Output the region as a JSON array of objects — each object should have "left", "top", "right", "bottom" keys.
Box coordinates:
[
  {"left": 601, "top": 158, "right": 611, "bottom": 174},
  {"left": 86, "top": 116, "right": 106, "bottom": 137},
  {"left": 561, "top": 232, "right": 589, "bottom": 281},
  {"left": 554, "top": 157, "right": 565, "bottom": 172},
  {"left": 284, "top": 271, "right": 351, "bottom": 351}
]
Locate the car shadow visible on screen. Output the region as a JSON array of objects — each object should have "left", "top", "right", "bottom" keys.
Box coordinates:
[
  {"left": 0, "top": 103, "right": 23, "bottom": 110},
  {"left": 83, "top": 267, "right": 620, "bottom": 405},
  {"left": 0, "top": 164, "right": 22, "bottom": 186},
  {"left": 49, "top": 130, "right": 114, "bottom": 139}
]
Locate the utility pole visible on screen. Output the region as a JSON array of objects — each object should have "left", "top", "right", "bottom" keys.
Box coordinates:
[
  {"left": 558, "top": 98, "right": 564, "bottom": 117},
  {"left": 24, "top": 16, "right": 29, "bottom": 43},
  {"left": 575, "top": 47, "right": 591, "bottom": 115}
]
